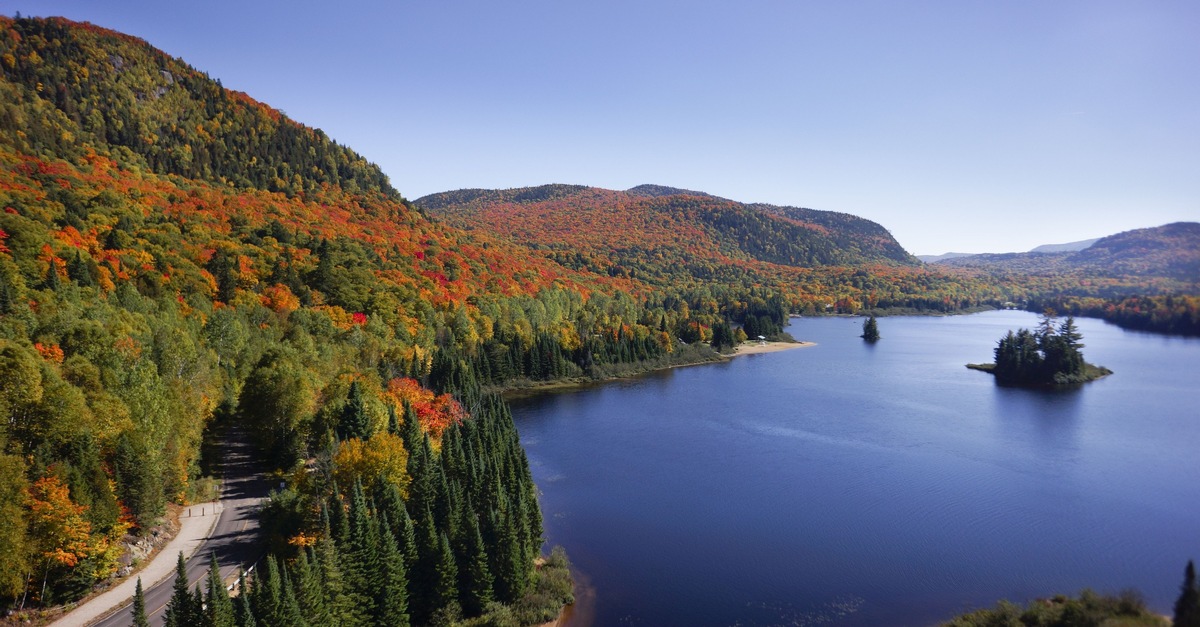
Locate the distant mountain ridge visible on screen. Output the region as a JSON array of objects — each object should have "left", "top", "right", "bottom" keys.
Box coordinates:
[
  {"left": 418, "top": 184, "right": 919, "bottom": 281},
  {"left": 937, "top": 222, "right": 1200, "bottom": 282},
  {"left": 920, "top": 237, "right": 1099, "bottom": 263},
  {"left": 1030, "top": 238, "right": 1100, "bottom": 254},
  {"left": 917, "top": 252, "right": 976, "bottom": 263}
]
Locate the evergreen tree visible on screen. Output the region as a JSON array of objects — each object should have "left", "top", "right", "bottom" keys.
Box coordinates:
[
  {"left": 192, "top": 588, "right": 206, "bottom": 627},
  {"left": 292, "top": 548, "right": 328, "bottom": 626},
  {"left": 455, "top": 505, "right": 494, "bottom": 617},
  {"left": 251, "top": 555, "right": 283, "bottom": 627},
  {"left": 233, "top": 570, "right": 256, "bottom": 627},
  {"left": 433, "top": 532, "right": 460, "bottom": 615},
  {"left": 338, "top": 379, "right": 373, "bottom": 441},
  {"left": 131, "top": 577, "right": 149, "bottom": 627},
  {"left": 988, "top": 320, "right": 1100, "bottom": 386},
  {"left": 277, "top": 567, "right": 307, "bottom": 627},
  {"left": 711, "top": 320, "right": 736, "bottom": 351},
  {"left": 205, "top": 552, "right": 235, "bottom": 627},
  {"left": 44, "top": 260, "right": 61, "bottom": 291},
  {"left": 314, "top": 508, "right": 360, "bottom": 625},
  {"left": 164, "top": 553, "right": 197, "bottom": 627},
  {"left": 1176, "top": 560, "right": 1200, "bottom": 627},
  {"left": 861, "top": 315, "right": 880, "bottom": 342},
  {"left": 372, "top": 524, "right": 411, "bottom": 627},
  {"left": 0, "top": 280, "right": 12, "bottom": 315},
  {"left": 410, "top": 502, "right": 441, "bottom": 624}
]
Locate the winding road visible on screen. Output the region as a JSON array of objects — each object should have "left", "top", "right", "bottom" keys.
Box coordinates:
[{"left": 56, "top": 428, "right": 271, "bottom": 627}]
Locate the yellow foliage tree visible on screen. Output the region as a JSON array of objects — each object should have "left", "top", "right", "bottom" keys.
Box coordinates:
[{"left": 332, "top": 432, "right": 409, "bottom": 495}]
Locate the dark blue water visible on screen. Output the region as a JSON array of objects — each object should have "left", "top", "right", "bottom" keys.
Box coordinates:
[{"left": 511, "top": 311, "right": 1200, "bottom": 626}]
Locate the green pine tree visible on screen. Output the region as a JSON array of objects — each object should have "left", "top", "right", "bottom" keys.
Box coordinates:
[
  {"left": 164, "top": 553, "right": 196, "bottom": 627},
  {"left": 277, "top": 567, "right": 307, "bottom": 627},
  {"left": 861, "top": 315, "right": 880, "bottom": 342},
  {"left": 338, "top": 380, "right": 373, "bottom": 441},
  {"left": 433, "top": 532, "right": 460, "bottom": 615},
  {"left": 373, "top": 524, "right": 411, "bottom": 627},
  {"left": 455, "top": 505, "right": 494, "bottom": 617},
  {"left": 292, "top": 548, "right": 328, "bottom": 626},
  {"left": 131, "top": 577, "right": 149, "bottom": 627},
  {"left": 252, "top": 555, "right": 283, "bottom": 626},
  {"left": 233, "top": 570, "right": 256, "bottom": 627},
  {"left": 1176, "top": 560, "right": 1200, "bottom": 627},
  {"left": 205, "top": 552, "right": 235, "bottom": 627}
]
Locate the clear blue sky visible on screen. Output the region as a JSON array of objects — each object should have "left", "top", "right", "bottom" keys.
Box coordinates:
[{"left": 5, "top": 1, "right": 1198, "bottom": 255}]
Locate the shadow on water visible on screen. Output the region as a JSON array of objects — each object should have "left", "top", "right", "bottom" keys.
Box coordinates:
[{"left": 990, "top": 381, "right": 1085, "bottom": 447}]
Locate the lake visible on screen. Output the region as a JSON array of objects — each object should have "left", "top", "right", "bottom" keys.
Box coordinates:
[{"left": 510, "top": 311, "right": 1200, "bottom": 626}]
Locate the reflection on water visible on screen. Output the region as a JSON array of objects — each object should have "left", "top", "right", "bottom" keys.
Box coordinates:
[{"left": 513, "top": 311, "right": 1200, "bottom": 626}]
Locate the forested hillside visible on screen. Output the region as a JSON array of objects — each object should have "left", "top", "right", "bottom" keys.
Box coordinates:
[
  {"left": 938, "top": 222, "right": 1200, "bottom": 282},
  {"left": 420, "top": 184, "right": 1003, "bottom": 315},
  {"left": 937, "top": 223, "right": 1200, "bottom": 334},
  {"left": 2, "top": 12, "right": 1193, "bottom": 625},
  {"left": 0, "top": 15, "right": 671, "bottom": 623}
]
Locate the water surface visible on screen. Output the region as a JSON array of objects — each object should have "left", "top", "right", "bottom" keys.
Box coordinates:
[{"left": 512, "top": 311, "right": 1200, "bottom": 626}]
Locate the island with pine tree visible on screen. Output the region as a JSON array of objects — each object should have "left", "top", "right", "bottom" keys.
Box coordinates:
[{"left": 967, "top": 314, "right": 1112, "bottom": 386}]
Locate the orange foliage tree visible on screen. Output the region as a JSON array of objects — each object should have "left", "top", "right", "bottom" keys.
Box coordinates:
[
  {"left": 27, "top": 474, "right": 94, "bottom": 602},
  {"left": 383, "top": 377, "right": 466, "bottom": 441}
]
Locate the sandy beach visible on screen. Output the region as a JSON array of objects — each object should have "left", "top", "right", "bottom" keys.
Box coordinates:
[{"left": 733, "top": 340, "right": 816, "bottom": 355}]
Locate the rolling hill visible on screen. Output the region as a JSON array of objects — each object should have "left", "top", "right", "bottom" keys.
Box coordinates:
[
  {"left": 419, "top": 183, "right": 919, "bottom": 281},
  {"left": 937, "top": 222, "right": 1200, "bottom": 282}
]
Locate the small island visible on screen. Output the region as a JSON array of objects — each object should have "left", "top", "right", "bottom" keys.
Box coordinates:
[
  {"left": 967, "top": 314, "right": 1112, "bottom": 386},
  {"left": 861, "top": 315, "right": 880, "bottom": 342}
]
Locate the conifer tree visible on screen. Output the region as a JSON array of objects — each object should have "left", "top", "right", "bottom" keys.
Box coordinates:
[
  {"left": 455, "top": 504, "right": 494, "bottom": 617},
  {"left": 372, "top": 524, "right": 411, "bottom": 627},
  {"left": 205, "top": 552, "right": 235, "bottom": 627},
  {"left": 164, "top": 552, "right": 197, "bottom": 627},
  {"left": 410, "top": 502, "right": 441, "bottom": 624},
  {"left": 338, "top": 380, "right": 373, "bottom": 441},
  {"left": 251, "top": 555, "right": 283, "bottom": 626},
  {"left": 44, "top": 260, "right": 60, "bottom": 291},
  {"left": 191, "top": 588, "right": 205, "bottom": 626},
  {"left": 292, "top": 548, "right": 328, "bottom": 626},
  {"left": 277, "top": 567, "right": 307, "bottom": 627},
  {"left": 233, "top": 570, "right": 256, "bottom": 627},
  {"left": 375, "top": 481, "right": 418, "bottom": 572},
  {"left": 433, "top": 532, "right": 460, "bottom": 614},
  {"left": 861, "top": 315, "right": 880, "bottom": 342},
  {"left": 314, "top": 508, "right": 360, "bottom": 625},
  {"left": 132, "top": 577, "right": 149, "bottom": 627},
  {"left": 1177, "top": 560, "right": 1200, "bottom": 627}
]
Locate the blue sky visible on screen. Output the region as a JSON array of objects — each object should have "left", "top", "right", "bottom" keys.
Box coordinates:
[{"left": 5, "top": 1, "right": 1198, "bottom": 255}]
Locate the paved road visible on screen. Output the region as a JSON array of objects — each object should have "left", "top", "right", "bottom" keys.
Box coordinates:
[{"left": 56, "top": 428, "right": 271, "bottom": 627}]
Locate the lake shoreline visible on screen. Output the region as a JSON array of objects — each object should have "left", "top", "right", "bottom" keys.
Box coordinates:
[
  {"left": 734, "top": 340, "right": 815, "bottom": 355},
  {"left": 514, "top": 311, "right": 1198, "bottom": 624},
  {"left": 500, "top": 340, "right": 814, "bottom": 399}
]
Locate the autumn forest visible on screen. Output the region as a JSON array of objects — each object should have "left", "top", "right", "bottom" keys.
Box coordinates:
[{"left": 0, "top": 14, "right": 1197, "bottom": 627}]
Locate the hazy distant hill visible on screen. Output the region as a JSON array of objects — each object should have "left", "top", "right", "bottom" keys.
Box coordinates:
[
  {"left": 1030, "top": 238, "right": 1099, "bottom": 254},
  {"left": 938, "top": 222, "right": 1200, "bottom": 282},
  {"left": 920, "top": 238, "right": 1098, "bottom": 264},
  {"left": 917, "top": 252, "right": 976, "bottom": 263},
  {"left": 418, "top": 184, "right": 920, "bottom": 287}
]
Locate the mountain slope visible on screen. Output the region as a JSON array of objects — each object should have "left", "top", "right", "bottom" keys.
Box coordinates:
[
  {"left": 0, "top": 15, "right": 625, "bottom": 615},
  {"left": 1029, "top": 238, "right": 1099, "bottom": 254},
  {"left": 0, "top": 16, "right": 397, "bottom": 200},
  {"left": 938, "top": 222, "right": 1200, "bottom": 282},
  {"left": 918, "top": 252, "right": 976, "bottom": 263},
  {"left": 419, "top": 184, "right": 918, "bottom": 279}
]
